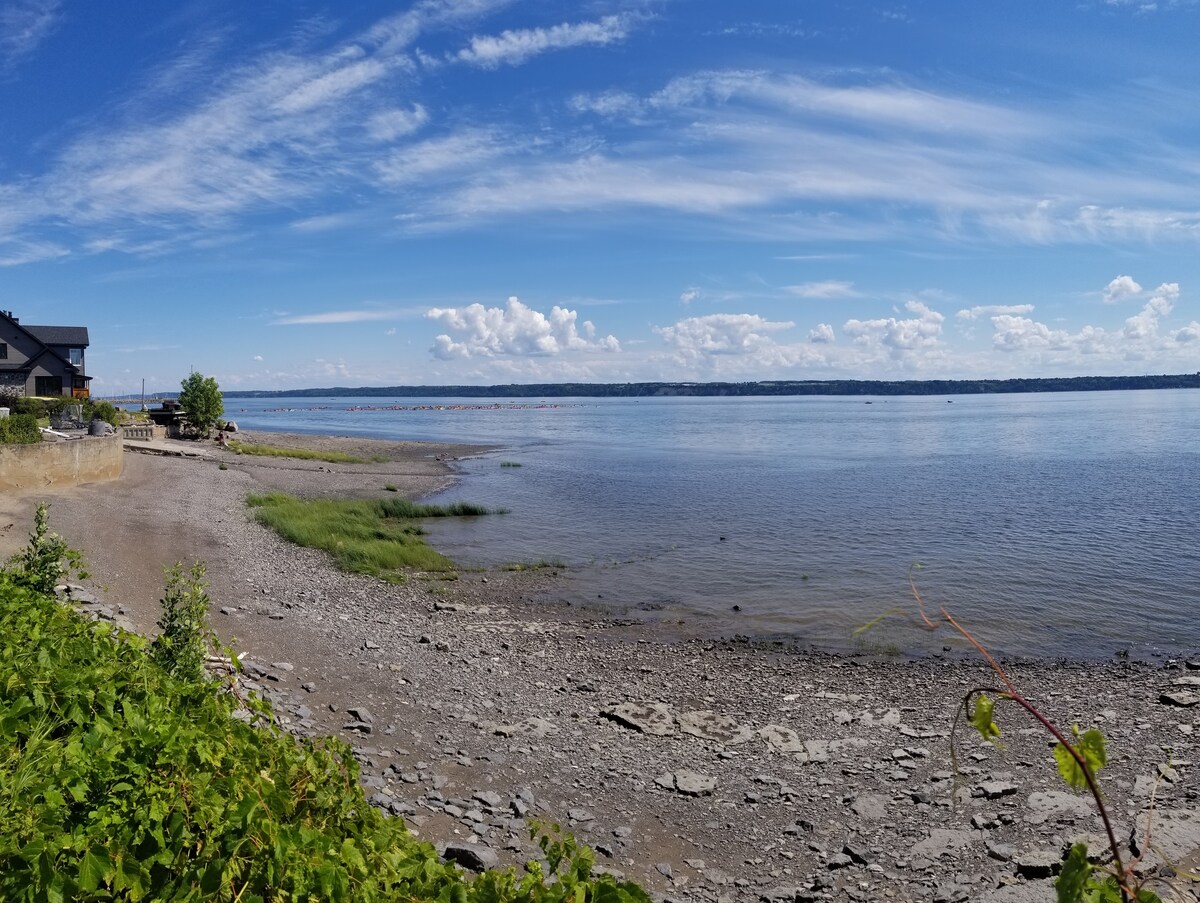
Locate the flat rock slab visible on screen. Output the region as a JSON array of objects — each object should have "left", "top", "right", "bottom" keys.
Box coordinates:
[
  {"left": 758, "top": 724, "right": 805, "bottom": 754},
  {"left": 478, "top": 716, "right": 557, "bottom": 739},
  {"left": 603, "top": 702, "right": 676, "bottom": 736},
  {"left": 1025, "top": 791, "right": 1094, "bottom": 825},
  {"left": 910, "top": 828, "right": 976, "bottom": 859},
  {"left": 677, "top": 710, "right": 755, "bottom": 745},
  {"left": 1161, "top": 691, "right": 1200, "bottom": 707},
  {"left": 655, "top": 769, "right": 716, "bottom": 796}
]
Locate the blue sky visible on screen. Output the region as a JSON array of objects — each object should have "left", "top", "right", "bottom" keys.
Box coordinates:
[{"left": 3, "top": 0, "right": 1200, "bottom": 394}]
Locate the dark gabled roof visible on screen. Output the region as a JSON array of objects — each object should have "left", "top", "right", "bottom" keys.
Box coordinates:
[{"left": 25, "top": 325, "right": 89, "bottom": 346}]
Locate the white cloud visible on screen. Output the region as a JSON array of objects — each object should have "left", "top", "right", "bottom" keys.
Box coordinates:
[
  {"left": 1173, "top": 322, "right": 1200, "bottom": 343},
  {"left": 679, "top": 287, "right": 700, "bottom": 304},
  {"left": 655, "top": 313, "right": 792, "bottom": 360},
  {"left": 455, "top": 14, "right": 634, "bottom": 69},
  {"left": 842, "top": 300, "right": 944, "bottom": 356},
  {"left": 785, "top": 280, "right": 858, "bottom": 299},
  {"left": 568, "top": 90, "right": 642, "bottom": 118},
  {"left": 288, "top": 212, "right": 359, "bottom": 232},
  {"left": 427, "top": 296, "right": 620, "bottom": 359},
  {"left": 0, "top": 238, "right": 68, "bottom": 266},
  {"left": 374, "top": 129, "right": 502, "bottom": 185},
  {"left": 273, "top": 309, "right": 406, "bottom": 325},
  {"left": 253, "top": 354, "right": 264, "bottom": 361},
  {"left": 808, "top": 323, "right": 835, "bottom": 343},
  {"left": 989, "top": 315, "right": 1073, "bottom": 352},
  {"left": 366, "top": 104, "right": 429, "bottom": 142},
  {"left": 956, "top": 303, "right": 1036, "bottom": 320},
  {"left": 1103, "top": 274, "right": 1142, "bottom": 304},
  {"left": 1123, "top": 281, "right": 1179, "bottom": 340},
  {"left": 0, "top": 0, "right": 60, "bottom": 70}
]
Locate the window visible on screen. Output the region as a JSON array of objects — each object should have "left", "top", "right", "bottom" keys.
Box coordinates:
[
  {"left": 69, "top": 347, "right": 83, "bottom": 366},
  {"left": 35, "top": 376, "right": 63, "bottom": 396},
  {"left": 0, "top": 343, "right": 6, "bottom": 359}
]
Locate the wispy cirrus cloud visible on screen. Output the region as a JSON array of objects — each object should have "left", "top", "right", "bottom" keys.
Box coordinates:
[
  {"left": 0, "top": 0, "right": 61, "bottom": 71},
  {"left": 785, "top": 280, "right": 859, "bottom": 299},
  {"left": 273, "top": 308, "right": 416, "bottom": 325},
  {"left": 454, "top": 14, "right": 636, "bottom": 68}
]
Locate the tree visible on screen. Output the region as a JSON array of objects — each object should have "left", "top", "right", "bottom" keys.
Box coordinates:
[{"left": 178, "top": 371, "right": 224, "bottom": 437}]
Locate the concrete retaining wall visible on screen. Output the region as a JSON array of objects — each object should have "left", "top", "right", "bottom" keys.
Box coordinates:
[{"left": 0, "top": 435, "right": 123, "bottom": 492}]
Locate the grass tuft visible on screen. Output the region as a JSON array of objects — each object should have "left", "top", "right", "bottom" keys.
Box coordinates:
[
  {"left": 246, "top": 492, "right": 495, "bottom": 581},
  {"left": 227, "top": 440, "right": 383, "bottom": 465},
  {"left": 500, "top": 461, "right": 523, "bottom": 468}
]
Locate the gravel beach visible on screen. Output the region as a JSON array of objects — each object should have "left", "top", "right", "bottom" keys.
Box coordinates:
[{"left": 2, "top": 432, "right": 1198, "bottom": 902}]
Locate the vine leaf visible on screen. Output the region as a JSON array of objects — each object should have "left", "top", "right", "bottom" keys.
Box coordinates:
[
  {"left": 1056, "top": 843, "right": 1091, "bottom": 903},
  {"left": 1054, "top": 727, "right": 1107, "bottom": 791},
  {"left": 970, "top": 693, "right": 1001, "bottom": 744}
]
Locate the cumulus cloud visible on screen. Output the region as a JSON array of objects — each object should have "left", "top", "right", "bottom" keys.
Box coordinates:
[
  {"left": 1103, "top": 274, "right": 1143, "bottom": 304},
  {"left": 454, "top": 14, "right": 633, "bottom": 69},
  {"left": 656, "top": 313, "right": 792, "bottom": 356},
  {"left": 808, "top": 323, "right": 835, "bottom": 343},
  {"left": 785, "top": 280, "right": 858, "bottom": 299},
  {"left": 1173, "top": 322, "right": 1200, "bottom": 343},
  {"left": 842, "top": 300, "right": 944, "bottom": 356},
  {"left": 1123, "top": 281, "right": 1179, "bottom": 340},
  {"left": 253, "top": 354, "right": 264, "bottom": 361},
  {"left": 989, "top": 315, "right": 1073, "bottom": 351},
  {"left": 679, "top": 287, "right": 700, "bottom": 304},
  {"left": 427, "top": 296, "right": 620, "bottom": 359},
  {"left": 956, "top": 303, "right": 1035, "bottom": 320}
]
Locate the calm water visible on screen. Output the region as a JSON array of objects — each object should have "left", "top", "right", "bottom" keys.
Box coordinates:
[{"left": 224, "top": 390, "right": 1200, "bottom": 659}]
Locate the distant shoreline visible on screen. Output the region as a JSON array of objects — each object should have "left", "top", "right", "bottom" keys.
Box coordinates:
[{"left": 204, "top": 372, "right": 1200, "bottom": 400}]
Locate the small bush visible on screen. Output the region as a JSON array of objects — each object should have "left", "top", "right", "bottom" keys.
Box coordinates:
[
  {"left": 13, "top": 395, "right": 43, "bottom": 417},
  {"left": 150, "top": 562, "right": 215, "bottom": 683},
  {"left": 6, "top": 503, "right": 85, "bottom": 593},
  {"left": 0, "top": 412, "right": 41, "bottom": 444},
  {"left": 84, "top": 399, "right": 120, "bottom": 426}
]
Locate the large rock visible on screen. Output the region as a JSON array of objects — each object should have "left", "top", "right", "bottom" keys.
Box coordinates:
[
  {"left": 910, "top": 828, "right": 975, "bottom": 859},
  {"left": 1025, "top": 791, "right": 1093, "bottom": 825},
  {"left": 443, "top": 844, "right": 499, "bottom": 871},
  {"left": 602, "top": 702, "right": 676, "bottom": 736},
  {"left": 655, "top": 769, "right": 716, "bottom": 796},
  {"left": 677, "top": 710, "right": 755, "bottom": 745}
]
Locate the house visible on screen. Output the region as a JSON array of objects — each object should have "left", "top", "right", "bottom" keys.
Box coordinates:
[{"left": 0, "top": 310, "right": 91, "bottom": 398}]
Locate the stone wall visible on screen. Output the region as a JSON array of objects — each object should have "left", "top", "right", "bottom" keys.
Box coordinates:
[{"left": 0, "top": 435, "right": 123, "bottom": 492}]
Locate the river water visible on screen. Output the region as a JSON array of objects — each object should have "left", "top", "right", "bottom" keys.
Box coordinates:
[{"left": 224, "top": 389, "right": 1200, "bottom": 659}]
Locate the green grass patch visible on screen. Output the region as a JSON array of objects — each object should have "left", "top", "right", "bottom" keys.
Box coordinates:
[
  {"left": 500, "top": 461, "right": 523, "bottom": 468},
  {"left": 246, "top": 492, "right": 493, "bottom": 581},
  {"left": 227, "top": 440, "right": 386, "bottom": 465}
]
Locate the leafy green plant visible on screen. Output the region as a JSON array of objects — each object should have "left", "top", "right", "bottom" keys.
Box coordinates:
[
  {"left": 150, "top": 562, "right": 216, "bottom": 683},
  {"left": 7, "top": 502, "right": 86, "bottom": 594},
  {"left": 884, "top": 569, "right": 1166, "bottom": 903}
]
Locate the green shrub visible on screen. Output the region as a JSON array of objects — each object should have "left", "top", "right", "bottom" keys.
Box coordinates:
[
  {"left": 150, "top": 562, "right": 215, "bottom": 683},
  {"left": 6, "top": 503, "right": 84, "bottom": 593},
  {"left": 0, "top": 413, "right": 41, "bottom": 444},
  {"left": 85, "top": 399, "right": 120, "bottom": 426},
  {"left": 12, "top": 396, "right": 43, "bottom": 417}
]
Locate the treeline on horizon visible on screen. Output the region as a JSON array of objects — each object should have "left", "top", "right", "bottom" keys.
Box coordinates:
[{"left": 215, "top": 372, "right": 1200, "bottom": 399}]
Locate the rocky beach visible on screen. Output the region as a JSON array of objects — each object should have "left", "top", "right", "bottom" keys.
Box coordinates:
[{"left": 1, "top": 432, "right": 1197, "bottom": 903}]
